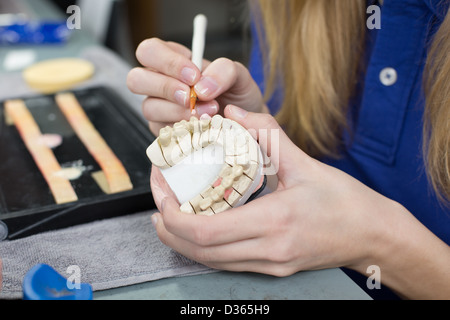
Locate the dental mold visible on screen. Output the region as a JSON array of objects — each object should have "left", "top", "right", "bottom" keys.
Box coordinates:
[{"left": 147, "top": 114, "right": 264, "bottom": 215}]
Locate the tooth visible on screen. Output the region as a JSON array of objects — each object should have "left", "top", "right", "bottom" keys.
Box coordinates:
[
  {"left": 173, "top": 122, "right": 192, "bottom": 155},
  {"left": 219, "top": 165, "right": 232, "bottom": 177},
  {"left": 173, "top": 121, "right": 183, "bottom": 130},
  {"left": 159, "top": 126, "right": 172, "bottom": 147},
  {"left": 235, "top": 143, "right": 249, "bottom": 156},
  {"left": 237, "top": 154, "right": 250, "bottom": 167},
  {"left": 161, "top": 135, "right": 184, "bottom": 166},
  {"left": 197, "top": 208, "right": 214, "bottom": 216},
  {"left": 231, "top": 174, "right": 253, "bottom": 196},
  {"left": 233, "top": 135, "right": 249, "bottom": 156},
  {"left": 223, "top": 188, "right": 241, "bottom": 207},
  {"left": 230, "top": 120, "right": 246, "bottom": 136},
  {"left": 211, "top": 185, "right": 225, "bottom": 202},
  {"left": 188, "top": 116, "right": 197, "bottom": 132},
  {"left": 223, "top": 130, "right": 236, "bottom": 156},
  {"left": 189, "top": 194, "right": 204, "bottom": 214},
  {"left": 216, "top": 129, "right": 224, "bottom": 146},
  {"left": 200, "top": 128, "right": 210, "bottom": 148},
  {"left": 209, "top": 115, "right": 223, "bottom": 143},
  {"left": 200, "top": 113, "right": 212, "bottom": 121},
  {"left": 179, "top": 134, "right": 193, "bottom": 155},
  {"left": 191, "top": 117, "right": 201, "bottom": 150},
  {"left": 221, "top": 118, "right": 233, "bottom": 131},
  {"left": 224, "top": 141, "right": 235, "bottom": 156},
  {"left": 180, "top": 202, "right": 195, "bottom": 214},
  {"left": 200, "top": 119, "right": 210, "bottom": 132},
  {"left": 248, "top": 135, "right": 260, "bottom": 163},
  {"left": 211, "top": 200, "right": 232, "bottom": 214},
  {"left": 235, "top": 134, "right": 247, "bottom": 146},
  {"left": 221, "top": 175, "right": 234, "bottom": 189},
  {"left": 146, "top": 140, "right": 170, "bottom": 169},
  {"left": 225, "top": 154, "right": 250, "bottom": 168},
  {"left": 199, "top": 119, "right": 210, "bottom": 147},
  {"left": 199, "top": 197, "right": 213, "bottom": 211},
  {"left": 232, "top": 165, "right": 244, "bottom": 178},
  {"left": 243, "top": 161, "right": 259, "bottom": 180},
  {"left": 179, "top": 119, "right": 189, "bottom": 129}
]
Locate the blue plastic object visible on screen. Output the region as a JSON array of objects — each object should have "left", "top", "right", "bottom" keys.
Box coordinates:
[{"left": 22, "top": 264, "right": 92, "bottom": 300}]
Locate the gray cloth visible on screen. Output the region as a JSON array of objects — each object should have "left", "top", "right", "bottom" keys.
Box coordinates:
[
  {"left": 0, "top": 211, "right": 213, "bottom": 299},
  {"left": 0, "top": 46, "right": 214, "bottom": 299}
]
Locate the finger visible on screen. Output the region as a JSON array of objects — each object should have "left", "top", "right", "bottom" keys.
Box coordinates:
[
  {"left": 159, "top": 192, "right": 282, "bottom": 247},
  {"left": 152, "top": 212, "right": 297, "bottom": 277},
  {"left": 224, "top": 105, "right": 311, "bottom": 180},
  {"left": 155, "top": 41, "right": 212, "bottom": 71},
  {"left": 194, "top": 58, "right": 263, "bottom": 112},
  {"left": 194, "top": 100, "right": 219, "bottom": 117},
  {"left": 165, "top": 41, "right": 192, "bottom": 58},
  {"left": 224, "top": 105, "right": 288, "bottom": 155},
  {"left": 153, "top": 210, "right": 263, "bottom": 262},
  {"left": 136, "top": 38, "right": 201, "bottom": 85},
  {"left": 150, "top": 166, "right": 179, "bottom": 212},
  {"left": 142, "top": 97, "right": 192, "bottom": 123},
  {"left": 193, "top": 58, "right": 238, "bottom": 100},
  {"left": 206, "top": 259, "right": 297, "bottom": 277},
  {"left": 128, "top": 68, "right": 191, "bottom": 106}
]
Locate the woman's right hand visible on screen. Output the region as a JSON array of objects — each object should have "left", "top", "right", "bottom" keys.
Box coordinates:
[{"left": 127, "top": 38, "right": 267, "bottom": 136}]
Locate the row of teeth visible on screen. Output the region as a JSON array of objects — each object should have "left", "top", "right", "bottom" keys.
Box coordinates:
[
  {"left": 180, "top": 162, "right": 255, "bottom": 216},
  {"left": 147, "top": 114, "right": 261, "bottom": 215},
  {"left": 147, "top": 115, "right": 259, "bottom": 169}
]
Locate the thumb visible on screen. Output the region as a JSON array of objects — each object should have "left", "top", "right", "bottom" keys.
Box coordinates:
[
  {"left": 224, "top": 104, "right": 310, "bottom": 181},
  {"left": 225, "top": 103, "right": 300, "bottom": 154}
]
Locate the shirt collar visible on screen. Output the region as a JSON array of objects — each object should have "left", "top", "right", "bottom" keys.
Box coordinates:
[{"left": 422, "top": 0, "right": 449, "bottom": 20}]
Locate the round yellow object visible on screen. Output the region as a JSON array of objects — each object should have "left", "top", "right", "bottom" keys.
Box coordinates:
[{"left": 23, "top": 58, "right": 94, "bottom": 94}]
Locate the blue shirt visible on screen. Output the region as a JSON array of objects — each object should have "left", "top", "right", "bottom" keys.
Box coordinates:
[{"left": 249, "top": 0, "right": 450, "bottom": 245}]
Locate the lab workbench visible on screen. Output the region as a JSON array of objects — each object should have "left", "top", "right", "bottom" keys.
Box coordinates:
[{"left": 0, "top": 0, "right": 371, "bottom": 300}]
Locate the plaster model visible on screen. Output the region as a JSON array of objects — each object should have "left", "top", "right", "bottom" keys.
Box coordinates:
[{"left": 146, "top": 114, "right": 264, "bottom": 215}]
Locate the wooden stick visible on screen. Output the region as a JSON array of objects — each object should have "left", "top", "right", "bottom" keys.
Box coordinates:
[
  {"left": 4, "top": 99, "right": 78, "bottom": 204},
  {"left": 55, "top": 93, "right": 133, "bottom": 194},
  {"left": 190, "top": 87, "right": 197, "bottom": 115},
  {"left": 190, "top": 14, "right": 208, "bottom": 115}
]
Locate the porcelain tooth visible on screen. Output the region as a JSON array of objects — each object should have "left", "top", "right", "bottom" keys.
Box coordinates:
[
  {"left": 199, "top": 197, "right": 213, "bottom": 211},
  {"left": 159, "top": 126, "right": 172, "bottom": 147}
]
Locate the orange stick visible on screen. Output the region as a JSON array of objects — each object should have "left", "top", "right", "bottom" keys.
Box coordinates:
[
  {"left": 190, "top": 87, "right": 197, "bottom": 115},
  {"left": 4, "top": 100, "right": 78, "bottom": 204},
  {"left": 55, "top": 93, "right": 133, "bottom": 194}
]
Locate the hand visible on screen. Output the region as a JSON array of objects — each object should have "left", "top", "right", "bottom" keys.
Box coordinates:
[
  {"left": 151, "top": 105, "right": 450, "bottom": 299},
  {"left": 150, "top": 104, "right": 403, "bottom": 277},
  {"left": 127, "top": 38, "right": 266, "bottom": 136}
]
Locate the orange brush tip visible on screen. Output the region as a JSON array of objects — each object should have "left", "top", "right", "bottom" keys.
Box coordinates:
[{"left": 190, "top": 87, "right": 197, "bottom": 114}]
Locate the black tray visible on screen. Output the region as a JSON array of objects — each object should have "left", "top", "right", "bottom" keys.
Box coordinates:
[{"left": 0, "top": 86, "right": 156, "bottom": 240}]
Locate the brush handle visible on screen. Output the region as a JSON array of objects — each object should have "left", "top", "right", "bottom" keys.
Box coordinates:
[{"left": 191, "top": 14, "right": 208, "bottom": 71}]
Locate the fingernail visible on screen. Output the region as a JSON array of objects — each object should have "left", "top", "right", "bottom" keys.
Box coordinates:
[
  {"left": 195, "top": 76, "right": 219, "bottom": 97},
  {"left": 174, "top": 89, "right": 188, "bottom": 106},
  {"left": 181, "top": 67, "right": 197, "bottom": 84},
  {"left": 151, "top": 214, "right": 158, "bottom": 228},
  {"left": 230, "top": 105, "right": 248, "bottom": 119},
  {"left": 196, "top": 102, "right": 218, "bottom": 116}
]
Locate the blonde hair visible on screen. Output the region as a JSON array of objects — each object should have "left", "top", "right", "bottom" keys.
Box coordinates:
[
  {"left": 424, "top": 8, "right": 450, "bottom": 203},
  {"left": 250, "top": 0, "right": 450, "bottom": 203}
]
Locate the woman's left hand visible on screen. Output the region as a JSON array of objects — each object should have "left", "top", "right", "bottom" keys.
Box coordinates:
[
  {"left": 150, "top": 105, "right": 403, "bottom": 276},
  {"left": 150, "top": 105, "right": 450, "bottom": 299}
]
